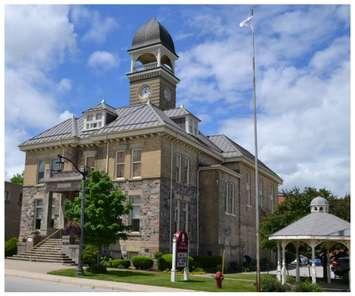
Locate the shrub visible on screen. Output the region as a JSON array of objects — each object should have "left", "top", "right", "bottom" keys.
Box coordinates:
[
  {"left": 100, "top": 256, "right": 113, "bottom": 267},
  {"left": 5, "top": 237, "right": 18, "bottom": 257},
  {"left": 82, "top": 245, "right": 107, "bottom": 273},
  {"left": 154, "top": 251, "right": 163, "bottom": 259},
  {"left": 132, "top": 256, "right": 154, "bottom": 270},
  {"left": 193, "top": 256, "right": 222, "bottom": 272},
  {"left": 261, "top": 275, "right": 287, "bottom": 292},
  {"left": 111, "top": 259, "right": 131, "bottom": 269},
  {"left": 157, "top": 253, "right": 194, "bottom": 271},
  {"left": 293, "top": 280, "right": 321, "bottom": 292}
]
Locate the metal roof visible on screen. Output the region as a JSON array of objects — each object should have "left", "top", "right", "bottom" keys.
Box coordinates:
[
  {"left": 208, "top": 134, "right": 279, "bottom": 178},
  {"left": 131, "top": 17, "right": 176, "bottom": 54},
  {"left": 164, "top": 106, "right": 201, "bottom": 121},
  {"left": 270, "top": 212, "right": 350, "bottom": 238}
]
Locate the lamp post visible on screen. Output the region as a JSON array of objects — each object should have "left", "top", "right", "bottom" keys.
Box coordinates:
[
  {"left": 240, "top": 8, "right": 260, "bottom": 292},
  {"left": 56, "top": 154, "right": 88, "bottom": 275}
]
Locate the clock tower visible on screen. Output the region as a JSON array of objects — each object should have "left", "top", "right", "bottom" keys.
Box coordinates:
[{"left": 127, "top": 18, "right": 179, "bottom": 110}]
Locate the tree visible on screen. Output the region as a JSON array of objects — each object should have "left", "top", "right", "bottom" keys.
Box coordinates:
[
  {"left": 65, "top": 170, "right": 131, "bottom": 253},
  {"left": 260, "top": 187, "right": 350, "bottom": 250},
  {"left": 10, "top": 172, "right": 23, "bottom": 185}
]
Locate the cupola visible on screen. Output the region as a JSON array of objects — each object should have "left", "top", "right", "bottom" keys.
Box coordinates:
[
  {"left": 82, "top": 100, "right": 117, "bottom": 131},
  {"left": 310, "top": 196, "right": 329, "bottom": 213}
]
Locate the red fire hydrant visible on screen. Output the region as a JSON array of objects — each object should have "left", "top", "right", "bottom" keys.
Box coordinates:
[{"left": 215, "top": 271, "right": 224, "bottom": 288}]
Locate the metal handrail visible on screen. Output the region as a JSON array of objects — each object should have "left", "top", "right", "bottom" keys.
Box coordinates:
[{"left": 29, "top": 228, "right": 63, "bottom": 261}]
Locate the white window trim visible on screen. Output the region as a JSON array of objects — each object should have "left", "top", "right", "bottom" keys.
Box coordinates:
[
  {"left": 131, "top": 149, "right": 142, "bottom": 178},
  {"left": 115, "top": 150, "right": 126, "bottom": 180},
  {"left": 225, "top": 181, "right": 237, "bottom": 216},
  {"left": 129, "top": 196, "right": 141, "bottom": 233}
]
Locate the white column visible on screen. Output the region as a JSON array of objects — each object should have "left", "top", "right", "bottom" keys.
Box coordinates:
[
  {"left": 277, "top": 242, "right": 281, "bottom": 282},
  {"left": 311, "top": 242, "right": 316, "bottom": 284},
  {"left": 326, "top": 248, "right": 331, "bottom": 284},
  {"left": 157, "top": 48, "right": 161, "bottom": 67},
  {"left": 296, "top": 242, "right": 300, "bottom": 282},
  {"left": 281, "top": 241, "right": 287, "bottom": 285},
  {"left": 130, "top": 58, "right": 135, "bottom": 73}
]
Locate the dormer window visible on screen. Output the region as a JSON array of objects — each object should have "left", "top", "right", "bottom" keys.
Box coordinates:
[
  {"left": 186, "top": 116, "right": 198, "bottom": 136},
  {"left": 84, "top": 111, "right": 105, "bottom": 131}
]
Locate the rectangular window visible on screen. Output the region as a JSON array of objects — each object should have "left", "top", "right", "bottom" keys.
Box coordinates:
[
  {"left": 132, "top": 149, "right": 141, "bottom": 177},
  {"left": 50, "top": 159, "right": 61, "bottom": 173},
  {"left": 181, "top": 156, "right": 189, "bottom": 184},
  {"left": 87, "top": 114, "right": 94, "bottom": 121},
  {"left": 129, "top": 196, "right": 141, "bottom": 232},
  {"left": 85, "top": 156, "right": 96, "bottom": 171},
  {"left": 246, "top": 172, "right": 251, "bottom": 206},
  {"left": 37, "top": 160, "right": 45, "bottom": 183},
  {"left": 96, "top": 112, "right": 102, "bottom": 120},
  {"left": 175, "top": 153, "right": 181, "bottom": 183},
  {"left": 34, "top": 199, "right": 43, "bottom": 230},
  {"left": 5, "top": 191, "right": 10, "bottom": 202},
  {"left": 116, "top": 151, "right": 125, "bottom": 178},
  {"left": 225, "top": 182, "right": 236, "bottom": 215}
]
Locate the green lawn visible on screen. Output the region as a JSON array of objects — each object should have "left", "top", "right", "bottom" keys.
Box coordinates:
[{"left": 48, "top": 268, "right": 258, "bottom": 292}]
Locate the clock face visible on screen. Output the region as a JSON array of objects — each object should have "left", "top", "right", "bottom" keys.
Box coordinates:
[
  {"left": 163, "top": 87, "right": 172, "bottom": 101},
  {"left": 139, "top": 84, "right": 151, "bottom": 100}
]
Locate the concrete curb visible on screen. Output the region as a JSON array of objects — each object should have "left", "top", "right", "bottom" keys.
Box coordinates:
[{"left": 5, "top": 269, "right": 192, "bottom": 292}]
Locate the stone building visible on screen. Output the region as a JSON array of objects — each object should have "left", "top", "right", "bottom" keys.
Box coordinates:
[
  {"left": 5, "top": 181, "right": 23, "bottom": 240},
  {"left": 18, "top": 18, "right": 282, "bottom": 265}
]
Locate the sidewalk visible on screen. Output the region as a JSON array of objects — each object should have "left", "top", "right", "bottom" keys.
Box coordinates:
[{"left": 5, "top": 259, "right": 191, "bottom": 292}]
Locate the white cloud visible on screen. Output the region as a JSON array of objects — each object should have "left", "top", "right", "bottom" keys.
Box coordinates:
[
  {"left": 70, "top": 6, "right": 118, "bottom": 44},
  {"left": 88, "top": 51, "right": 118, "bottom": 71},
  {"left": 58, "top": 78, "right": 72, "bottom": 92},
  {"left": 178, "top": 5, "right": 350, "bottom": 196},
  {"left": 5, "top": 5, "right": 77, "bottom": 179}
]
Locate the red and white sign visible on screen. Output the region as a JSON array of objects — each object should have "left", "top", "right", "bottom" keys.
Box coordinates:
[{"left": 175, "top": 231, "right": 188, "bottom": 267}]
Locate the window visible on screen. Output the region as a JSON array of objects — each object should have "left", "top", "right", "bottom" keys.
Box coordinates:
[
  {"left": 175, "top": 153, "right": 181, "bottom": 183},
  {"left": 50, "top": 159, "right": 61, "bottom": 174},
  {"left": 5, "top": 191, "right": 10, "bottom": 202},
  {"left": 116, "top": 151, "right": 125, "bottom": 178},
  {"left": 225, "top": 182, "right": 236, "bottom": 214},
  {"left": 246, "top": 172, "right": 251, "bottom": 206},
  {"left": 96, "top": 112, "right": 102, "bottom": 120},
  {"left": 37, "top": 160, "right": 45, "bottom": 183},
  {"left": 132, "top": 149, "right": 141, "bottom": 177},
  {"left": 181, "top": 156, "right": 190, "bottom": 184},
  {"left": 34, "top": 199, "right": 43, "bottom": 230},
  {"left": 84, "top": 112, "right": 105, "bottom": 130},
  {"left": 87, "top": 114, "right": 94, "bottom": 121},
  {"left": 129, "top": 196, "right": 141, "bottom": 232},
  {"left": 85, "top": 156, "right": 96, "bottom": 171}
]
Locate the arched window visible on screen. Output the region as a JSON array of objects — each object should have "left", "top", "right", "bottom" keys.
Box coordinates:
[
  {"left": 135, "top": 53, "right": 157, "bottom": 71},
  {"left": 161, "top": 55, "right": 173, "bottom": 72}
]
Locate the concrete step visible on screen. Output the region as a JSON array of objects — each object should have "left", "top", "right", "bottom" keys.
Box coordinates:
[{"left": 9, "top": 257, "right": 74, "bottom": 263}]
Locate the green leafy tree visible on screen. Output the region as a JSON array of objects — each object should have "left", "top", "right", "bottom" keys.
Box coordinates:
[
  {"left": 260, "top": 187, "right": 350, "bottom": 250},
  {"left": 65, "top": 170, "right": 131, "bottom": 253},
  {"left": 10, "top": 172, "right": 24, "bottom": 185}
]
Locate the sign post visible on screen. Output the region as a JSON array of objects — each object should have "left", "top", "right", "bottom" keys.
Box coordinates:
[
  {"left": 171, "top": 235, "right": 177, "bottom": 282},
  {"left": 171, "top": 231, "right": 189, "bottom": 282}
]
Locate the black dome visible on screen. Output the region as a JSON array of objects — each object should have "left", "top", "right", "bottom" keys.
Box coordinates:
[{"left": 131, "top": 18, "right": 176, "bottom": 54}]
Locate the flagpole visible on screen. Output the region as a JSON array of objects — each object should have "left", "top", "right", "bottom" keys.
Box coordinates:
[{"left": 240, "top": 8, "right": 260, "bottom": 292}]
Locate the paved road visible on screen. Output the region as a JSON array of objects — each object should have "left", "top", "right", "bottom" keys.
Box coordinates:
[{"left": 5, "top": 275, "right": 121, "bottom": 292}]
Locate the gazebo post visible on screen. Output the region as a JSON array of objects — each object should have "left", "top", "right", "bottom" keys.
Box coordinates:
[
  {"left": 277, "top": 241, "right": 281, "bottom": 282},
  {"left": 281, "top": 241, "right": 287, "bottom": 285},
  {"left": 295, "top": 241, "right": 300, "bottom": 282},
  {"left": 310, "top": 241, "right": 317, "bottom": 284},
  {"left": 326, "top": 247, "right": 331, "bottom": 284}
]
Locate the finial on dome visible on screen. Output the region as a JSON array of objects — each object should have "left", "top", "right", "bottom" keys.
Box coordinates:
[{"left": 100, "top": 99, "right": 105, "bottom": 104}]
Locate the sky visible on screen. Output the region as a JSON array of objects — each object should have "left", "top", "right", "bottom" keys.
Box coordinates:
[{"left": 5, "top": 4, "right": 350, "bottom": 196}]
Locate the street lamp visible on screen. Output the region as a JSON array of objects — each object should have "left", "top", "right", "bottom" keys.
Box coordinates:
[
  {"left": 240, "top": 8, "right": 261, "bottom": 292},
  {"left": 56, "top": 154, "right": 88, "bottom": 275}
]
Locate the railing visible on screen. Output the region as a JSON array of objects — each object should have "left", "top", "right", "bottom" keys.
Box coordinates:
[
  {"left": 29, "top": 228, "right": 63, "bottom": 261},
  {"left": 134, "top": 62, "right": 175, "bottom": 74}
]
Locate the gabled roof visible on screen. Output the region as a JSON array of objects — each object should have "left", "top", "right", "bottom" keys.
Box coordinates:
[
  {"left": 164, "top": 106, "right": 201, "bottom": 121},
  {"left": 208, "top": 134, "right": 280, "bottom": 179},
  {"left": 270, "top": 212, "right": 350, "bottom": 239}
]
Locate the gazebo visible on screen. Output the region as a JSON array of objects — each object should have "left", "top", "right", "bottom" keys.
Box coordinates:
[{"left": 269, "top": 197, "right": 350, "bottom": 284}]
